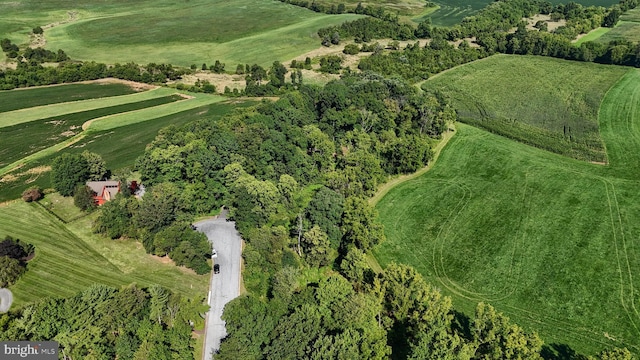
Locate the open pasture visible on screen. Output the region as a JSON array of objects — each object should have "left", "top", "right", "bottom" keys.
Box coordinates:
[
  {"left": 0, "top": 94, "right": 182, "bottom": 168},
  {"left": 423, "top": 54, "right": 627, "bottom": 162},
  {"left": 0, "top": 0, "right": 361, "bottom": 67},
  {"left": 0, "top": 82, "right": 136, "bottom": 113},
  {"left": 375, "top": 69, "right": 640, "bottom": 354},
  {"left": 0, "top": 200, "right": 209, "bottom": 307}
]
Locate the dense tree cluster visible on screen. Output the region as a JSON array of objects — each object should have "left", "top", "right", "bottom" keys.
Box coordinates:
[
  {"left": 50, "top": 151, "right": 107, "bottom": 197},
  {"left": 0, "top": 235, "right": 34, "bottom": 287},
  {"left": 0, "top": 284, "right": 206, "bottom": 360}
]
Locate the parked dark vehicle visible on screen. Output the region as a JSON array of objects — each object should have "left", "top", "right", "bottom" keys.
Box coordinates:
[{"left": 213, "top": 264, "right": 220, "bottom": 274}]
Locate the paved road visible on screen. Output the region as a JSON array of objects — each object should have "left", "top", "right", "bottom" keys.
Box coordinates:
[{"left": 195, "top": 211, "right": 242, "bottom": 360}]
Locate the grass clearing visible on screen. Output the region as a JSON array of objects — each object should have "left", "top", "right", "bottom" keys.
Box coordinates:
[
  {"left": 423, "top": 54, "right": 627, "bottom": 162},
  {"left": 0, "top": 83, "right": 136, "bottom": 113},
  {"left": 375, "top": 69, "right": 640, "bottom": 354},
  {"left": 0, "top": 200, "right": 209, "bottom": 307},
  {"left": 0, "top": 94, "right": 182, "bottom": 168},
  {"left": 573, "top": 27, "right": 612, "bottom": 45}
]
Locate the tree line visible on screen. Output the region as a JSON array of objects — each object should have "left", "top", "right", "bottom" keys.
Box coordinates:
[{"left": 0, "top": 39, "right": 187, "bottom": 90}]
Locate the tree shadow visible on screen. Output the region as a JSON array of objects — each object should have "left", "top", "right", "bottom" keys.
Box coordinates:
[
  {"left": 541, "top": 343, "right": 588, "bottom": 360},
  {"left": 452, "top": 310, "right": 473, "bottom": 341}
]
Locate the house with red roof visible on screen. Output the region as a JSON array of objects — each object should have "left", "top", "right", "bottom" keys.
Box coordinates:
[{"left": 86, "top": 180, "right": 120, "bottom": 206}]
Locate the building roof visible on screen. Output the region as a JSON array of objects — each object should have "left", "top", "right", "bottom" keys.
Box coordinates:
[{"left": 86, "top": 181, "right": 120, "bottom": 197}]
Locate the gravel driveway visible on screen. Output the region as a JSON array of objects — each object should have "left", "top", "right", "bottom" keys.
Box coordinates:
[{"left": 195, "top": 211, "right": 242, "bottom": 360}]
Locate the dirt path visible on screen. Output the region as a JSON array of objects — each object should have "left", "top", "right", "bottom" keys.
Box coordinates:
[{"left": 29, "top": 11, "right": 78, "bottom": 49}]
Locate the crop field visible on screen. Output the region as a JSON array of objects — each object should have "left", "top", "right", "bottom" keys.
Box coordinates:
[
  {"left": 0, "top": 99, "right": 253, "bottom": 202},
  {"left": 0, "top": 94, "right": 183, "bottom": 168},
  {"left": 423, "top": 55, "right": 627, "bottom": 162},
  {"left": 0, "top": 199, "right": 209, "bottom": 307},
  {"left": 0, "top": 83, "right": 136, "bottom": 113},
  {"left": 374, "top": 69, "right": 640, "bottom": 354},
  {"left": 0, "top": 0, "right": 361, "bottom": 67}
]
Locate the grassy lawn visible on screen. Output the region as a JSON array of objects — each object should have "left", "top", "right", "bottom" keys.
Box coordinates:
[
  {"left": 0, "top": 100, "right": 256, "bottom": 202},
  {"left": 0, "top": 94, "right": 182, "bottom": 168},
  {"left": 0, "top": 200, "right": 209, "bottom": 307},
  {"left": 423, "top": 54, "right": 627, "bottom": 162},
  {"left": 374, "top": 69, "right": 640, "bottom": 355},
  {"left": 0, "top": 83, "right": 136, "bottom": 113},
  {"left": 38, "top": 193, "right": 86, "bottom": 223}
]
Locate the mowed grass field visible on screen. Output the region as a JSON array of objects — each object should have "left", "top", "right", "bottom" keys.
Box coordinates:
[
  {"left": 423, "top": 55, "right": 628, "bottom": 162},
  {"left": 0, "top": 0, "right": 362, "bottom": 67},
  {"left": 374, "top": 68, "right": 640, "bottom": 354},
  {"left": 0, "top": 199, "right": 209, "bottom": 307}
]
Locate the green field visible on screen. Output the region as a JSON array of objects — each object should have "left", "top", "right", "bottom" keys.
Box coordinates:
[
  {"left": 423, "top": 55, "right": 628, "bottom": 162},
  {"left": 0, "top": 86, "right": 181, "bottom": 129},
  {"left": 0, "top": 83, "right": 136, "bottom": 113},
  {"left": 596, "top": 21, "right": 640, "bottom": 44},
  {"left": 0, "top": 199, "right": 209, "bottom": 307},
  {"left": 573, "top": 26, "right": 612, "bottom": 45},
  {"left": 374, "top": 69, "right": 640, "bottom": 354},
  {"left": 0, "top": 94, "right": 182, "bottom": 167},
  {"left": 0, "top": 0, "right": 362, "bottom": 67}
]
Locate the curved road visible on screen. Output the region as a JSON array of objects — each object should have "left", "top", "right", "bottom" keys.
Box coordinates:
[{"left": 195, "top": 211, "right": 242, "bottom": 360}]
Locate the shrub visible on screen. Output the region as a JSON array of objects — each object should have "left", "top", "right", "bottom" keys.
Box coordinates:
[
  {"left": 74, "top": 184, "right": 96, "bottom": 211},
  {"left": 343, "top": 43, "right": 360, "bottom": 55},
  {"left": 22, "top": 187, "right": 43, "bottom": 202},
  {"left": 0, "top": 256, "right": 25, "bottom": 287},
  {"left": 32, "top": 26, "right": 43, "bottom": 35}
]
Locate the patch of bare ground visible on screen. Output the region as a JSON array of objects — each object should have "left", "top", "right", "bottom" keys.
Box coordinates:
[
  {"left": 523, "top": 14, "right": 566, "bottom": 32},
  {"left": 173, "top": 73, "right": 246, "bottom": 93},
  {"left": 90, "top": 77, "right": 158, "bottom": 92},
  {"left": 150, "top": 255, "right": 197, "bottom": 274},
  {"left": 0, "top": 166, "right": 51, "bottom": 184}
]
